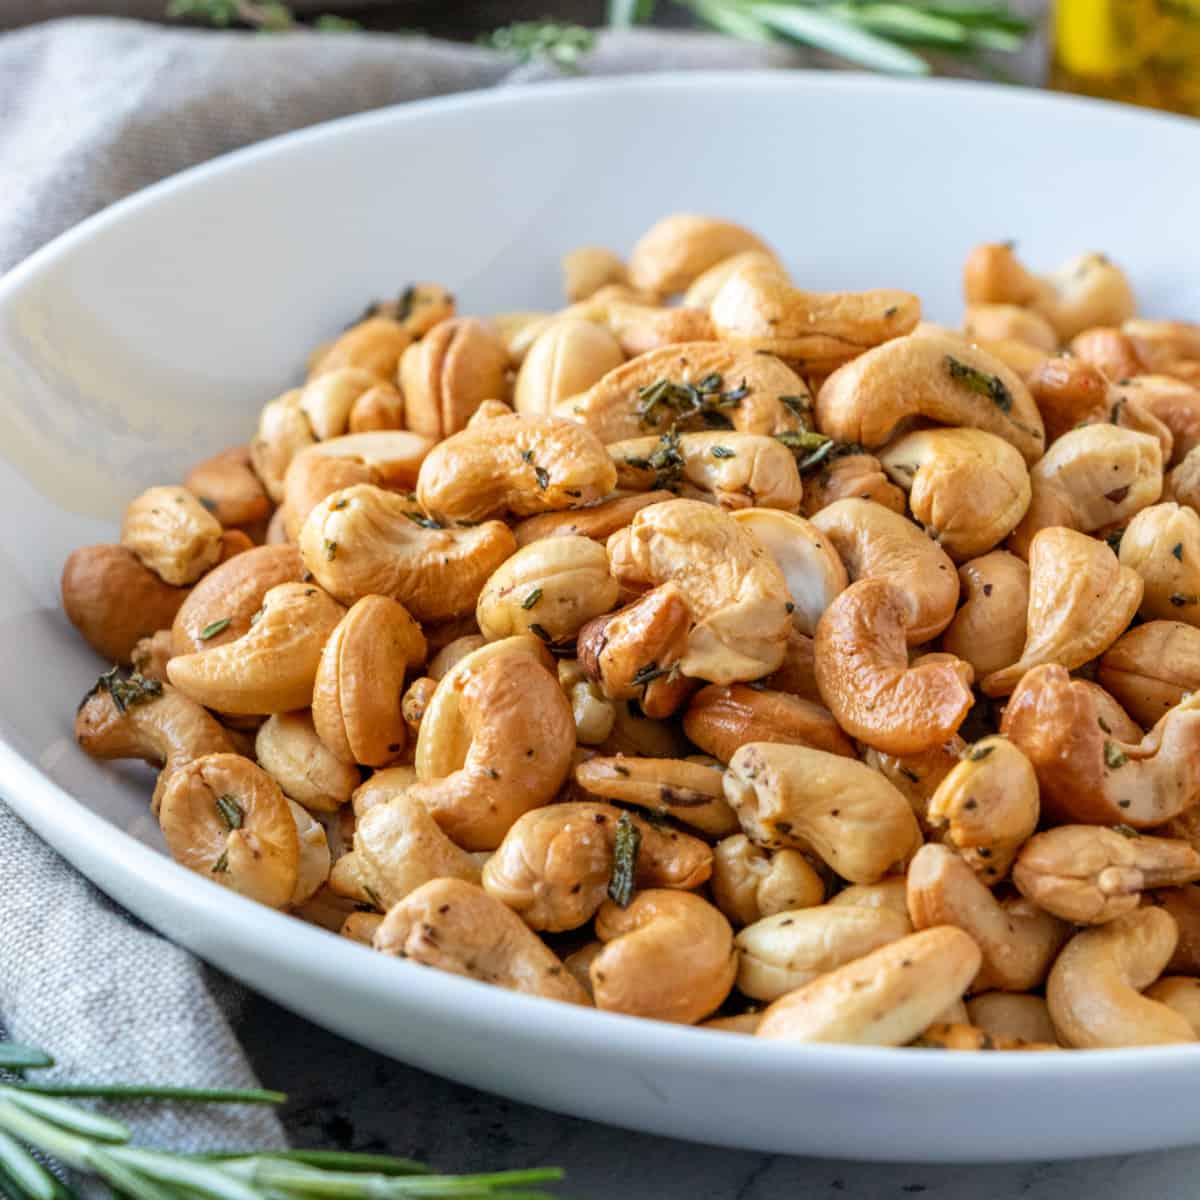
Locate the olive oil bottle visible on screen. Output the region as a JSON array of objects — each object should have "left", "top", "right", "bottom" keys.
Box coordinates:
[{"left": 1052, "top": 0, "right": 1200, "bottom": 115}]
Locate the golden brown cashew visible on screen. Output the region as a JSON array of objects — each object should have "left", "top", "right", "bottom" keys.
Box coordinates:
[
  {"left": 756, "top": 926, "right": 981, "bottom": 1046},
  {"left": 1098, "top": 621, "right": 1200, "bottom": 727},
  {"left": 1070, "top": 326, "right": 1150, "bottom": 381},
  {"left": 1119, "top": 503, "right": 1200, "bottom": 625},
  {"left": 724, "top": 742, "right": 922, "bottom": 884},
  {"left": 373, "top": 878, "right": 589, "bottom": 1005},
  {"left": 250, "top": 389, "right": 315, "bottom": 503},
  {"left": 863, "top": 740, "right": 966, "bottom": 831},
  {"left": 75, "top": 675, "right": 236, "bottom": 812},
  {"left": 912, "top": 1023, "right": 1055, "bottom": 1051},
  {"left": 416, "top": 414, "right": 616, "bottom": 524},
  {"left": 408, "top": 653, "right": 574, "bottom": 850},
  {"left": 129, "top": 630, "right": 174, "bottom": 683},
  {"left": 628, "top": 214, "right": 771, "bottom": 295},
  {"left": 982, "top": 527, "right": 1143, "bottom": 697},
  {"left": 309, "top": 316, "right": 412, "bottom": 381},
  {"left": 593, "top": 298, "right": 716, "bottom": 358},
  {"left": 710, "top": 260, "right": 919, "bottom": 371},
  {"left": 1047, "top": 908, "right": 1193, "bottom": 1048},
  {"left": 1002, "top": 664, "right": 1200, "bottom": 827},
  {"left": 482, "top": 802, "right": 712, "bottom": 932},
  {"left": 287, "top": 799, "right": 331, "bottom": 907},
  {"left": 121, "top": 486, "right": 224, "bottom": 586},
  {"left": 562, "top": 247, "right": 627, "bottom": 302},
  {"left": 907, "top": 844, "right": 1069, "bottom": 992},
  {"left": 926, "top": 736, "right": 1039, "bottom": 882},
  {"left": 560, "top": 343, "right": 808, "bottom": 445},
  {"left": 711, "top": 834, "right": 825, "bottom": 928},
  {"left": 340, "top": 912, "right": 383, "bottom": 945},
  {"left": 966, "top": 993, "right": 1059, "bottom": 1046},
  {"left": 962, "top": 304, "right": 1058, "bottom": 352},
  {"left": 610, "top": 430, "right": 803, "bottom": 512},
  {"left": 942, "top": 552, "right": 1030, "bottom": 679},
  {"left": 828, "top": 877, "right": 911, "bottom": 919},
  {"left": 1012, "top": 826, "right": 1200, "bottom": 925},
  {"left": 1120, "top": 319, "right": 1200, "bottom": 372},
  {"left": 809, "top": 499, "right": 959, "bottom": 643},
  {"left": 556, "top": 660, "right": 615, "bottom": 745},
  {"left": 606, "top": 499, "right": 792, "bottom": 684},
  {"left": 299, "top": 484, "right": 516, "bottom": 621},
  {"left": 815, "top": 331, "right": 1045, "bottom": 464},
  {"left": 167, "top": 582, "right": 344, "bottom": 715},
  {"left": 184, "top": 446, "right": 272, "bottom": 530},
  {"left": 399, "top": 317, "right": 508, "bottom": 439},
  {"left": 514, "top": 319, "right": 624, "bottom": 418},
  {"left": 158, "top": 753, "right": 299, "bottom": 909},
  {"left": 1112, "top": 375, "right": 1200, "bottom": 465},
  {"left": 1144, "top": 976, "right": 1200, "bottom": 1035},
  {"left": 312, "top": 595, "right": 427, "bottom": 767},
  {"left": 476, "top": 536, "right": 619, "bottom": 644},
  {"left": 357, "top": 282, "right": 455, "bottom": 338},
  {"left": 683, "top": 249, "right": 784, "bottom": 309},
  {"left": 512, "top": 492, "right": 674, "bottom": 548},
  {"left": 800, "top": 453, "right": 907, "bottom": 518},
  {"left": 814, "top": 579, "right": 973, "bottom": 756},
  {"left": 591, "top": 890, "right": 736, "bottom": 1023},
  {"left": 572, "top": 756, "right": 738, "bottom": 837},
  {"left": 254, "top": 711, "right": 359, "bottom": 813},
  {"left": 62, "top": 545, "right": 191, "bottom": 664},
  {"left": 295, "top": 367, "right": 398, "bottom": 440},
  {"left": 170, "top": 544, "right": 302, "bottom": 657},
  {"left": 728, "top": 509, "right": 847, "bottom": 636},
  {"left": 736, "top": 904, "right": 911, "bottom": 1002},
  {"left": 682, "top": 684, "right": 855, "bottom": 763}
]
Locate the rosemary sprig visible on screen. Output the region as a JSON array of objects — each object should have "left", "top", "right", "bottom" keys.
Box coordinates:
[
  {"left": 479, "top": 22, "right": 595, "bottom": 70},
  {"left": 0, "top": 1043, "right": 563, "bottom": 1200},
  {"left": 165, "top": 0, "right": 360, "bottom": 31}
]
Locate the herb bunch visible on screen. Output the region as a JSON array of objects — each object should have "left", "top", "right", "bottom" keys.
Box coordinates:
[{"left": 0, "top": 1042, "right": 562, "bottom": 1200}]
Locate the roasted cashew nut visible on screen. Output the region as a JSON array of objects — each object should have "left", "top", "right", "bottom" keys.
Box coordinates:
[
  {"left": 682, "top": 249, "right": 784, "bottom": 309},
  {"left": 1111, "top": 375, "right": 1200, "bottom": 465},
  {"left": 966, "top": 993, "right": 1059, "bottom": 1047},
  {"left": 1013, "top": 826, "right": 1200, "bottom": 925},
  {"left": 862, "top": 740, "right": 966, "bottom": 831},
  {"left": 513, "top": 491, "right": 674, "bottom": 548},
  {"left": 158, "top": 753, "right": 299, "bottom": 909},
  {"left": 514, "top": 318, "right": 625, "bottom": 418},
  {"left": 1099, "top": 620, "right": 1200, "bottom": 727},
  {"left": 962, "top": 304, "right": 1058, "bottom": 352},
  {"left": 184, "top": 445, "right": 272, "bottom": 530},
  {"left": 827, "top": 877, "right": 911, "bottom": 919},
  {"left": 913, "top": 1023, "right": 1055, "bottom": 1052},
  {"left": 724, "top": 742, "right": 922, "bottom": 884},
  {"left": 590, "top": 890, "right": 736, "bottom": 1024},
  {"left": 942, "top": 551, "right": 1029, "bottom": 679},
  {"left": 1047, "top": 908, "right": 1193, "bottom": 1048},
  {"left": 907, "top": 844, "right": 1069, "bottom": 993},
  {"left": 562, "top": 247, "right": 627, "bottom": 303},
  {"left": 1118, "top": 502, "right": 1200, "bottom": 625},
  {"left": 373, "top": 878, "right": 589, "bottom": 1005},
  {"left": 295, "top": 367, "right": 402, "bottom": 440},
  {"left": 255, "top": 711, "right": 359, "bottom": 813},
  {"left": 482, "top": 802, "right": 712, "bottom": 932},
  {"left": 800, "top": 452, "right": 907, "bottom": 518},
  {"left": 710, "top": 834, "right": 825, "bottom": 928},
  {"left": 628, "top": 213, "right": 771, "bottom": 296},
  {"left": 1002, "top": 664, "right": 1200, "bottom": 827},
  {"left": 1144, "top": 976, "right": 1200, "bottom": 1035},
  {"left": 121, "top": 486, "right": 224, "bottom": 586},
  {"left": 556, "top": 660, "right": 616, "bottom": 746},
  {"left": 251, "top": 389, "right": 316, "bottom": 503},
  {"left": 814, "top": 578, "right": 973, "bottom": 756},
  {"left": 309, "top": 316, "right": 412, "bottom": 381},
  {"left": 167, "top": 582, "right": 345, "bottom": 715},
  {"left": 755, "top": 927, "right": 981, "bottom": 1046}
]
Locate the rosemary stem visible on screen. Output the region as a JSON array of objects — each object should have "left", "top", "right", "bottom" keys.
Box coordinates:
[
  {"left": 10, "top": 1084, "right": 286, "bottom": 1105},
  {"left": 0, "top": 1048, "right": 53, "bottom": 1072},
  {"left": 0, "top": 1102, "right": 92, "bottom": 1171}
]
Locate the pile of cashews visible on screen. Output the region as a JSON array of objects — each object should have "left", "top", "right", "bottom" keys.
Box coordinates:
[{"left": 62, "top": 214, "right": 1200, "bottom": 1051}]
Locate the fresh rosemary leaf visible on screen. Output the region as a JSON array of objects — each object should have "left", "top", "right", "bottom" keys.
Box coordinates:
[
  {"left": 404, "top": 511, "right": 443, "bottom": 530},
  {"left": 195, "top": 1150, "right": 426, "bottom": 1175},
  {"left": 88, "top": 1148, "right": 177, "bottom": 1200},
  {"left": 0, "top": 1130, "right": 56, "bottom": 1200},
  {"left": 4, "top": 1091, "right": 128, "bottom": 1143},
  {"left": 534, "top": 465, "right": 550, "bottom": 490},
  {"left": 10, "top": 1083, "right": 285, "bottom": 1104},
  {"left": 631, "top": 662, "right": 670, "bottom": 687},
  {"left": 521, "top": 589, "right": 543, "bottom": 611},
  {"left": 839, "top": 2, "right": 969, "bottom": 47},
  {"left": 1104, "top": 741, "right": 1128, "bottom": 769},
  {"left": 608, "top": 813, "right": 641, "bottom": 908},
  {"left": 710, "top": 445, "right": 735, "bottom": 459},
  {"left": 944, "top": 355, "right": 1013, "bottom": 412},
  {"left": 198, "top": 618, "right": 231, "bottom": 641},
  {"left": 481, "top": 21, "right": 594, "bottom": 71},
  {"left": 79, "top": 667, "right": 163, "bottom": 716},
  {"left": 748, "top": 4, "right": 930, "bottom": 74},
  {"left": 215, "top": 794, "right": 245, "bottom": 831},
  {"left": 211, "top": 850, "right": 229, "bottom": 875},
  {"left": 0, "top": 1048, "right": 51, "bottom": 1072}
]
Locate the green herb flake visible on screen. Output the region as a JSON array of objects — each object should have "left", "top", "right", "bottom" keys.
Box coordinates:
[
  {"left": 396, "top": 284, "right": 417, "bottom": 322},
  {"left": 780, "top": 394, "right": 811, "bottom": 420},
  {"left": 403, "top": 511, "right": 444, "bottom": 530},
  {"left": 211, "top": 850, "right": 229, "bottom": 874},
  {"left": 521, "top": 588, "right": 543, "bottom": 611},
  {"left": 1105, "top": 528, "right": 1124, "bottom": 555},
  {"left": 1170, "top": 593, "right": 1198, "bottom": 608},
  {"left": 1098, "top": 716, "right": 1112, "bottom": 734},
  {"left": 1113, "top": 823, "right": 1139, "bottom": 839},
  {"left": 967, "top": 744, "right": 995, "bottom": 762},
  {"left": 362, "top": 884, "right": 384, "bottom": 910},
  {"left": 528, "top": 623, "right": 552, "bottom": 643},
  {"left": 79, "top": 666, "right": 164, "bottom": 716},
  {"left": 634, "top": 372, "right": 745, "bottom": 431},
  {"left": 1174, "top": 543, "right": 1185, "bottom": 562},
  {"left": 323, "top": 539, "right": 338, "bottom": 561},
  {"left": 710, "top": 445, "right": 735, "bottom": 459},
  {"left": 631, "top": 661, "right": 670, "bottom": 688},
  {"left": 613, "top": 764, "right": 630, "bottom": 777},
  {"left": 199, "top": 617, "right": 231, "bottom": 641},
  {"left": 944, "top": 355, "right": 1013, "bottom": 413},
  {"left": 215, "top": 794, "right": 245, "bottom": 831},
  {"left": 534, "top": 465, "right": 550, "bottom": 490},
  {"left": 1104, "top": 741, "right": 1128, "bottom": 769},
  {"left": 608, "top": 812, "right": 641, "bottom": 908},
  {"left": 521, "top": 448, "right": 535, "bottom": 463},
  {"left": 884, "top": 305, "right": 899, "bottom": 318}
]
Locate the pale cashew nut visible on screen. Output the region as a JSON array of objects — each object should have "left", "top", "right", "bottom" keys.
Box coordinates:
[
  {"left": 816, "top": 331, "right": 1045, "bottom": 464},
  {"left": 255, "top": 711, "right": 359, "bottom": 813},
  {"left": 1112, "top": 375, "right": 1200, "bottom": 465},
  {"left": 736, "top": 904, "right": 911, "bottom": 1002},
  {"left": 340, "top": 912, "right": 383, "bottom": 945},
  {"left": 312, "top": 595, "right": 427, "bottom": 766},
  {"left": 710, "top": 260, "right": 920, "bottom": 371},
  {"left": 408, "top": 653, "right": 574, "bottom": 850},
  {"left": 1002, "top": 664, "right": 1200, "bottom": 826},
  {"left": 62, "top": 545, "right": 190, "bottom": 664},
  {"left": 573, "top": 755, "right": 738, "bottom": 837},
  {"left": 429, "top": 635, "right": 488, "bottom": 680},
  {"left": 288, "top": 799, "right": 331, "bottom": 907},
  {"left": 562, "top": 247, "right": 627, "bottom": 302},
  {"left": 682, "top": 683, "right": 855, "bottom": 763},
  {"left": 476, "top": 536, "right": 619, "bottom": 644},
  {"left": 513, "top": 491, "right": 674, "bottom": 548},
  {"left": 75, "top": 674, "right": 235, "bottom": 812},
  {"left": 711, "top": 834, "right": 825, "bottom": 928},
  {"left": 926, "top": 736, "right": 1039, "bottom": 882},
  {"left": 1098, "top": 620, "right": 1200, "bottom": 727},
  {"left": 184, "top": 445, "right": 272, "bottom": 530},
  {"left": 373, "top": 878, "right": 589, "bottom": 1005},
  {"left": 982, "top": 527, "right": 1143, "bottom": 697},
  {"left": 1119, "top": 502, "right": 1200, "bottom": 625},
  {"left": 878, "top": 429, "right": 1031, "bottom": 562},
  {"left": 682, "top": 249, "right": 784, "bottom": 309},
  {"left": 763, "top": 629, "right": 821, "bottom": 702},
  {"left": 966, "top": 993, "right": 1059, "bottom": 1046},
  {"left": 962, "top": 304, "right": 1058, "bottom": 352},
  {"left": 250, "top": 389, "right": 315, "bottom": 503},
  {"left": 158, "top": 753, "right": 299, "bottom": 909},
  {"left": 606, "top": 499, "right": 792, "bottom": 685},
  {"left": 1047, "top": 908, "right": 1193, "bottom": 1047},
  {"left": 701, "top": 1013, "right": 763, "bottom": 1035},
  {"left": 590, "top": 298, "right": 715, "bottom": 359},
  {"left": 482, "top": 802, "right": 712, "bottom": 932},
  {"left": 1144, "top": 976, "right": 1200, "bottom": 1035},
  {"left": 557, "top": 661, "right": 616, "bottom": 745},
  {"left": 942, "top": 551, "right": 1030, "bottom": 679},
  {"left": 1121, "top": 318, "right": 1200, "bottom": 372},
  {"left": 800, "top": 453, "right": 907, "bottom": 518},
  {"left": 863, "top": 740, "right": 966, "bottom": 831},
  {"left": 309, "top": 316, "right": 412, "bottom": 381},
  {"left": 514, "top": 319, "right": 625, "bottom": 418},
  {"left": 907, "top": 844, "right": 1069, "bottom": 992},
  {"left": 120, "top": 486, "right": 224, "bottom": 586},
  {"left": 810, "top": 498, "right": 959, "bottom": 643},
  {"left": 560, "top": 343, "right": 808, "bottom": 445},
  {"left": 628, "top": 213, "right": 771, "bottom": 296},
  {"left": 729, "top": 509, "right": 847, "bottom": 636},
  {"left": 297, "top": 367, "right": 402, "bottom": 440},
  {"left": 401, "top": 676, "right": 436, "bottom": 742},
  {"left": 591, "top": 890, "right": 736, "bottom": 1023},
  {"left": 756, "top": 927, "right": 981, "bottom": 1046},
  {"left": 1166, "top": 443, "right": 1200, "bottom": 512},
  {"left": 1013, "top": 826, "right": 1200, "bottom": 925},
  {"left": 814, "top": 579, "right": 973, "bottom": 756},
  {"left": 724, "top": 742, "right": 922, "bottom": 884},
  {"left": 1070, "top": 326, "right": 1150, "bottom": 381},
  {"left": 299, "top": 484, "right": 516, "bottom": 621},
  {"left": 827, "top": 877, "right": 911, "bottom": 919}
]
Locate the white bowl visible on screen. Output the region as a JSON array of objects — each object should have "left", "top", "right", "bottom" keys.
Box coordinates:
[{"left": 3, "top": 71, "right": 1199, "bottom": 1164}]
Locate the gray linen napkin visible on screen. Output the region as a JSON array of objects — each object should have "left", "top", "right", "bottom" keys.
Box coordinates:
[{"left": 0, "top": 16, "right": 795, "bottom": 1152}]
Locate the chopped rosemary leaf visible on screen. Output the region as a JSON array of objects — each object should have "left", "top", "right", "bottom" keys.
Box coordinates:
[
  {"left": 631, "top": 661, "right": 671, "bottom": 687},
  {"left": 1098, "top": 716, "right": 1112, "bottom": 734},
  {"left": 780, "top": 394, "right": 811, "bottom": 419},
  {"left": 404, "top": 511, "right": 444, "bottom": 530},
  {"left": 1105, "top": 528, "right": 1124, "bottom": 555},
  {"left": 215, "top": 794, "right": 245, "bottom": 831},
  {"left": 79, "top": 666, "right": 163, "bottom": 716},
  {"left": 967, "top": 744, "right": 994, "bottom": 762},
  {"left": 323, "top": 539, "right": 338, "bottom": 560},
  {"left": 647, "top": 429, "right": 685, "bottom": 489},
  {"left": 1170, "top": 593, "right": 1198, "bottom": 607},
  {"left": 1173, "top": 543, "right": 1185, "bottom": 561},
  {"left": 528, "top": 623, "right": 552, "bottom": 643},
  {"left": 634, "top": 372, "right": 745, "bottom": 431},
  {"left": 521, "top": 588, "right": 543, "bottom": 610},
  {"left": 1113, "top": 823, "right": 1139, "bottom": 839},
  {"left": 198, "top": 617, "right": 231, "bottom": 641},
  {"left": 608, "top": 812, "right": 641, "bottom": 909},
  {"left": 710, "top": 445, "right": 735, "bottom": 459},
  {"left": 534, "top": 465, "right": 550, "bottom": 490},
  {"left": 521, "top": 448, "right": 535, "bottom": 463},
  {"left": 944, "top": 355, "right": 1013, "bottom": 413},
  {"left": 362, "top": 884, "right": 384, "bottom": 910},
  {"left": 1104, "top": 741, "right": 1128, "bottom": 769},
  {"left": 396, "top": 284, "right": 417, "bottom": 322},
  {"left": 211, "top": 850, "right": 229, "bottom": 874}
]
